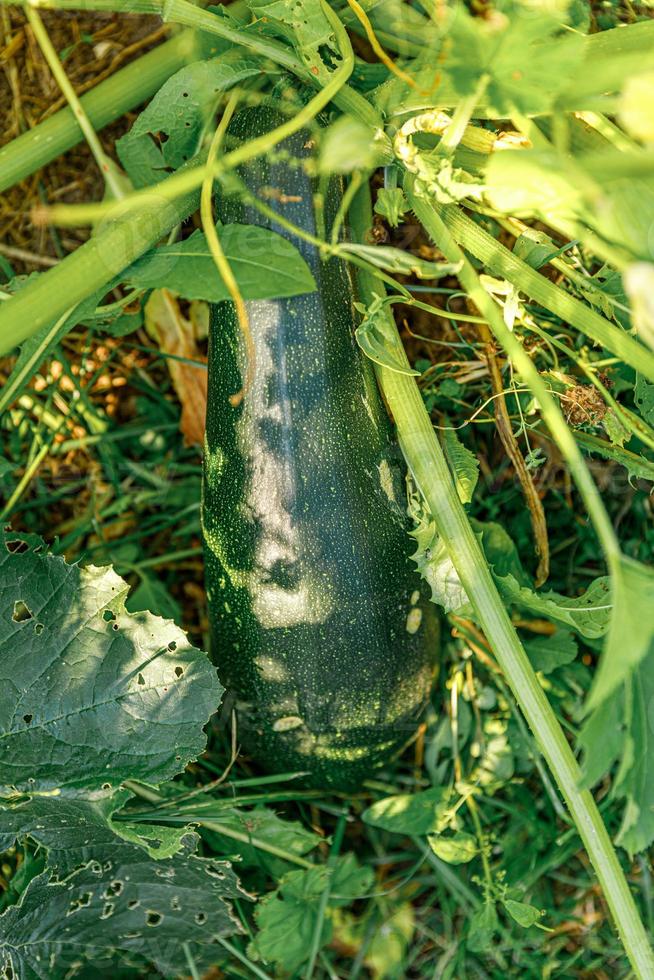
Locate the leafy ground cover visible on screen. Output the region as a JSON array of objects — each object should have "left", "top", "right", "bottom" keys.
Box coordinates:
[{"left": 1, "top": 0, "right": 654, "bottom": 977}]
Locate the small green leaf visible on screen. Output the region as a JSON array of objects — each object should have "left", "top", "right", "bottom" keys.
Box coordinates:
[
  {"left": 355, "top": 298, "right": 420, "bottom": 376},
  {"left": 319, "top": 116, "right": 391, "bottom": 174},
  {"left": 250, "top": 856, "right": 371, "bottom": 973},
  {"left": 442, "top": 428, "right": 479, "bottom": 504},
  {"left": 374, "top": 187, "right": 409, "bottom": 228},
  {"left": 116, "top": 58, "right": 264, "bottom": 187},
  {"left": 473, "top": 520, "right": 612, "bottom": 639},
  {"left": 503, "top": 898, "right": 542, "bottom": 929},
  {"left": 467, "top": 901, "right": 498, "bottom": 953},
  {"left": 513, "top": 228, "right": 559, "bottom": 270},
  {"left": 524, "top": 629, "right": 577, "bottom": 674},
  {"left": 342, "top": 243, "right": 460, "bottom": 280},
  {"left": 634, "top": 374, "right": 654, "bottom": 426},
  {"left": 330, "top": 853, "right": 374, "bottom": 906},
  {"left": 247, "top": 0, "right": 337, "bottom": 74},
  {"left": 208, "top": 805, "right": 322, "bottom": 876},
  {"left": 126, "top": 226, "right": 316, "bottom": 302},
  {"left": 580, "top": 646, "right": 654, "bottom": 856},
  {"left": 362, "top": 786, "right": 451, "bottom": 836},
  {"left": 407, "top": 482, "right": 468, "bottom": 613},
  {"left": 428, "top": 831, "right": 478, "bottom": 864},
  {"left": 126, "top": 574, "right": 182, "bottom": 622},
  {"left": 603, "top": 409, "right": 631, "bottom": 448}
]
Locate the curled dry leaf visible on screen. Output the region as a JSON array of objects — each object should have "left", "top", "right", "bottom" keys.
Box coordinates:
[{"left": 144, "top": 288, "right": 208, "bottom": 446}]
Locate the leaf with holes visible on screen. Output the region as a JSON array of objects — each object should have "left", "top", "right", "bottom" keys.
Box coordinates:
[
  {"left": 0, "top": 528, "right": 221, "bottom": 793},
  {"left": 247, "top": 0, "right": 337, "bottom": 77},
  {"left": 116, "top": 58, "right": 264, "bottom": 187},
  {"left": 0, "top": 838, "right": 247, "bottom": 979},
  {"left": 0, "top": 793, "right": 199, "bottom": 872}
]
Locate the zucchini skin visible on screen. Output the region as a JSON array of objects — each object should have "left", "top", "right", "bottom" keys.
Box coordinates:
[{"left": 202, "top": 107, "right": 438, "bottom": 788}]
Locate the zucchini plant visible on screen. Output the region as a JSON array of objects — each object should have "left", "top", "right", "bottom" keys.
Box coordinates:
[{"left": 1, "top": 0, "right": 654, "bottom": 976}]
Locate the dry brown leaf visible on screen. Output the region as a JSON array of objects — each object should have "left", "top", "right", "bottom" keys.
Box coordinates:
[{"left": 144, "top": 288, "right": 208, "bottom": 447}]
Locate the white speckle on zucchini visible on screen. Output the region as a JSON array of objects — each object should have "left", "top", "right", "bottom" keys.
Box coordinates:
[
  {"left": 273, "top": 715, "right": 304, "bottom": 732},
  {"left": 405, "top": 607, "right": 423, "bottom": 634}
]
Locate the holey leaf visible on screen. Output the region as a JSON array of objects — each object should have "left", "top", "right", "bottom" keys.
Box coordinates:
[
  {"left": 116, "top": 58, "right": 264, "bottom": 188},
  {"left": 0, "top": 838, "right": 247, "bottom": 980},
  {"left": 126, "top": 225, "right": 315, "bottom": 303},
  {"left": 247, "top": 0, "right": 337, "bottom": 78},
  {"left": 0, "top": 793, "right": 195, "bottom": 872},
  {"left": 0, "top": 528, "right": 221, "bottom": 793}
]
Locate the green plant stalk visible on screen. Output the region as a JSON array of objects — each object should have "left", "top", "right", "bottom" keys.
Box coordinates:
[
  {"left": 217, "top": 938, "right": 274, "bottom": 980},
  {"left": 438, "top": 203, "right": 654, "bottom": 384},
  {"left": 305, "top": 816, "right": 347, "bottom": 979},
  {"left": 0, "top": 29, "right": 199, "bottom": 193},
  {"left": 350, "top": 184, "right": 654, "bottom": 979}
]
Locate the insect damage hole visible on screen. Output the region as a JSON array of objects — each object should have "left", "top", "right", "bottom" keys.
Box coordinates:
[
  {"left": 12, "top": 600, "right": 33, "bottom": 623},
  {"left": 104, "top": 880, "right": 124, "bottom": 898},
  {"left": 67, "top": 892, "right": 92, "bottom": 915},
  {"left": 146, "top": 910, "right": 163, "bottom": 927}
]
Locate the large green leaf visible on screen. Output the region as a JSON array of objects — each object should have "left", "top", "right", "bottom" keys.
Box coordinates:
[
  {"left": 0, "top": 839, "right": 246, "bottom": 979},
  {"left": 434, "top": 1, "right": 584, "bottom": 116},
  {"left": 126, "top": 226, "right": 315, "bottom": 303},
  {"left": 0, "top": 529, "right": 221, "bottom": 793}
]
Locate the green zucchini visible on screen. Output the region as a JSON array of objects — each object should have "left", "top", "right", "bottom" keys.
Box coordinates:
[{"left": 202, "top": 106, "right": 438, "bottom": 788}]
